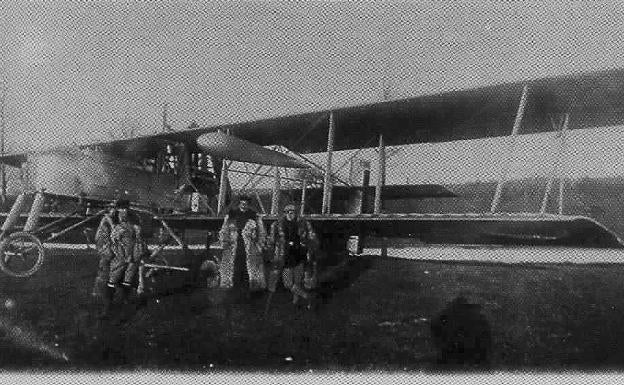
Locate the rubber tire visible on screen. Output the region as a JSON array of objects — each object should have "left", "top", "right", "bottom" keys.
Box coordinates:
[{"left": 0, "top": 232, "right": 45, "bottom": 278}]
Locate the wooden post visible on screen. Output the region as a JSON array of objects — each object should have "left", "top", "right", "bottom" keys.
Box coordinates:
[
  {"left": 491, "top": 85, "right": 529, "bottom": 213},
  {"left": 321, "top": 112, "right": 335, "bottom": 215},
  {"left": 540, "top": 114, "right": 570, "bottom": 214},
  {"left": 374, "top": 134, "right": 385, "bottom": 214},
  {"left": 270, "top": 167, "right": 281, "bottom": 215},
  {"left": 217, "top": 159, "right": 228, "bottom": 216}
]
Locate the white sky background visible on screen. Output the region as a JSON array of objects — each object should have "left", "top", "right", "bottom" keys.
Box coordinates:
[
  {"left": 2, "top": 1, "right": 624, "bottom": 151},
  {"left": 2, "top": 1, "right": 624, "bottom": 188}
]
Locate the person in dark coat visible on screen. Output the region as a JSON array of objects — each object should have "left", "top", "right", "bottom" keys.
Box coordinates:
[{"left": 267, "top": 203, "right": 318, "bottom": 306}]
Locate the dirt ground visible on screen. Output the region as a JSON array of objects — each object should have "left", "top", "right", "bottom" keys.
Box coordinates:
[{"left": 1, "top": 247, "right": 624, "bottom": 372}]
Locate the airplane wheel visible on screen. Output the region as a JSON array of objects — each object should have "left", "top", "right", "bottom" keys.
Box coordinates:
[{"left": 0, "top": 232, "right": 45, "bottom": 278}]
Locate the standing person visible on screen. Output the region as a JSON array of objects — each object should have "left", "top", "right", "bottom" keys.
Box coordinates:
[
  {"left": 267, "top": 203, "right": 318, "bottom": 306},
  {"left": 218, "top": 196, "right": 267, "bottom": 300},
  {"left": 91, "top": 204, "right": 117, "bottom": 298},
  {"left": 100, "top": 200, "right": 147, "bottom": 317}
]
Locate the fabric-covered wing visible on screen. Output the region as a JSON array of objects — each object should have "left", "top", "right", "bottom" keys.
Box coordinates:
[
  {"left": 156, "top": 67, "right": 624, "bottom": 153},
  {"left": 279, "top": 184, "right": 457, "bottom": 200},
  {"left": 304, "top": 213, "right": 624, "bottom": 248},
  {"left": 5, "top": 67, "right": 622, "bottom": 168},
  {"left": 160, "top": 213, "right": 624, "bottom": 248}
]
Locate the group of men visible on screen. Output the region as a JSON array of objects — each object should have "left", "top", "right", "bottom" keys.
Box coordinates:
[
  {"left": 92, "top": 199, "right": 147, "bottom": 318},
  {"left": 218, "top": 195, "right": 318, "bottom": 307},
  {"left": 91, "top": 195, "right": 319, "bottom": 317}
]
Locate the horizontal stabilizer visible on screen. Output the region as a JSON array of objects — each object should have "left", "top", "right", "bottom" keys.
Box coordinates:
[{"left": 197, "top": 131, "right": 309, "bottom": 168}]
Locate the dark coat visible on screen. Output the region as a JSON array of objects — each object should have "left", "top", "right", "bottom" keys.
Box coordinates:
[{"left": 267, "top": 217, "right": 318, "bottom": 266}]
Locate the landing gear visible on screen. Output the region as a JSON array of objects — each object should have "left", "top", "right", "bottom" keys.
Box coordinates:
[
  {"left": 0, "top": 231, "right": 45, "bottom": 278},
  {"left": 0, "top": 191, "right": 109, "bottom": 278}
]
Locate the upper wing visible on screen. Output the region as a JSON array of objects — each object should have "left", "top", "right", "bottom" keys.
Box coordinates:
[
  {"left": 163, "top": 67, "right": 624, "bottom": 153},
  {"left": 2, "top": 67, "right": 622, "bottom": 167}
]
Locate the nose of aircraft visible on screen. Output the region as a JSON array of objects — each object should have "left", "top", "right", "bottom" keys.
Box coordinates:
[{"left": 196, "top": 131, "right": 309, "bottom": 168}]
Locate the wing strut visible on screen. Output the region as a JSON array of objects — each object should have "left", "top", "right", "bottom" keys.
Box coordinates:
[
  {"left": 321, "top": 112, "right": 336, "bottom": 214},
  {"left": 270, "top": 167, "right": 281, "bottom": 215},
  {"left": 558, "top": 171, "right": 566, "bottom": 215},
  {"left": 540, "top": 113, "right": 570, "bottom": 214},
  {"left": 217, "top": 159, "right": 229, "bottom": 216},
  {"left": 373, "top": 134, "right": 386, "bottom": 214},
  {"left": 300, "top": 177, "right": 308, "bottom": 216},
  {"left": 490, "top": 84, "right": 529, "bottom": 213}
]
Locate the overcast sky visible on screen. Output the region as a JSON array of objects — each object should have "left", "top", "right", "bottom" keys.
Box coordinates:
[{"left": 1, "top": 1, "right": 624, "bottom": 152}]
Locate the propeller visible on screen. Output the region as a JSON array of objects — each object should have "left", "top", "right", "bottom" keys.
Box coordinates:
[{"left": 196, "top": 131, "right": 309, "bottom": 168}]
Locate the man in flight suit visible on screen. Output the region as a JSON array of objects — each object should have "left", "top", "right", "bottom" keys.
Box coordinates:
[
  {"left": 91, "top": 204, "right": 117, "bottom": 298},
  {"left": 99, "top": 199, "right": 147, "bottom": 317},
  {"left": 267, "top": 203, "right": 318, "bottom": 306}
]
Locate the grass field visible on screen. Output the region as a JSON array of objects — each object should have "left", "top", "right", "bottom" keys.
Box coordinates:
[{"left": 1, "top": 248, "right": 624, "bottom": 372}]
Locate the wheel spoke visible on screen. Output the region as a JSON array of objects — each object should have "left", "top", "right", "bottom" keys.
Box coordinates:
[{"left": 0, "top": 232, "right": 45, "bottom": 277}]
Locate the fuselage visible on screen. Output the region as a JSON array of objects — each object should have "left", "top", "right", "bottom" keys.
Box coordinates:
[{"left": 18, "top": 148, "right": 179, "bottom": 208}]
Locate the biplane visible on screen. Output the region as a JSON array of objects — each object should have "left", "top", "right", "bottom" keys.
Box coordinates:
[{"left": 0, "top": 67, "right": 623, "bottom": 278}]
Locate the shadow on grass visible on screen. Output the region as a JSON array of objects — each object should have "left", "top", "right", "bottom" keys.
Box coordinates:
[{"left": 315, "top": 255, "right": 373, "bottom": 306}]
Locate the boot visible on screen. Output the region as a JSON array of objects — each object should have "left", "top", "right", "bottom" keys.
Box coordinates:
[
  {"left": 120, "top": 285, "right": 134, "bottom": 305},
  {"left": 91, "top": 277, "right": 105, "bottom": 298},
  {"left": 98, "top": 286, "right": 114, "bottom": 319},
  {"left": 306, "top": 291, "right": 318, "bottom": 311},
  {"left": 291, "top": 285, "right": 310, "bottom": 300}
]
